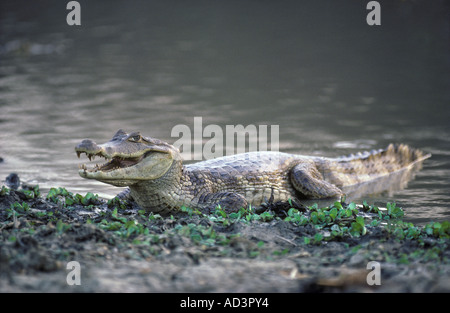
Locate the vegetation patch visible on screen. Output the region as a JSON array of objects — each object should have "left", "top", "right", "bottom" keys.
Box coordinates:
[{"left": 0, "top": 185, "right": 449, "bottom": 292}]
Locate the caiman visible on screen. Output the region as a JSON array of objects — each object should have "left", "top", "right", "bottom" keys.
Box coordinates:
[{"left": 75, "top": 129, "right": 431, "bottom": 215}]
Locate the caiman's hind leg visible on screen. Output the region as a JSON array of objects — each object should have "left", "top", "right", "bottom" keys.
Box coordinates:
[{"left": 290, "top": 162, "right": 343, "bottom": 199}]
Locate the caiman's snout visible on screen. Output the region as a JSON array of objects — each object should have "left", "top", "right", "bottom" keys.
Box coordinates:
[
  {"left": 74, "top": 130, "right": 178, "bottom": 186},
  {"left": 75, "top": 139, "right": 107, "bottom": 160},
  {"left": 76, "top": 139, "right": 100, "bottom": 152}
]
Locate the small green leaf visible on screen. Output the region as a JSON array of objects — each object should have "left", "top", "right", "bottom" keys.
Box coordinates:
[
  {"left": 313, "top": 233, "right": 324, "bottom": 244},
  {"left": 355, "top": 216, "right": 365, "bottom": 226},
  {"left": 329, "top": 207, "right": 338, "bottom": 220},
  {"left": 65, "top": 197, "right": 74, "bottom": 206},
  {"left": 333, "top": 201, "right": 343, "bottom": 210}
]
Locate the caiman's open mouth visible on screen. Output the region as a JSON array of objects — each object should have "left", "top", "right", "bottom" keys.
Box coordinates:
[
  {"left": 76, "top": 151, "right": 146, "bottom": 173},
  {"left": 75, "top": 130, "right": 176, "bottom": 185}
]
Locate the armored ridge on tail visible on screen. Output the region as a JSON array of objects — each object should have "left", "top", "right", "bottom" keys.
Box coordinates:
[{"left": 75, "top": 129, "right": 431, "bottom": 214}]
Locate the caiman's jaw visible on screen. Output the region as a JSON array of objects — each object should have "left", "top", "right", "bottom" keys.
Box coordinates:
[
  {"left": 75, "top": 129, "right": 179, "bottom": 187},
  {"left": 76, "top": 150, "right": 146, "bottom": 175}
]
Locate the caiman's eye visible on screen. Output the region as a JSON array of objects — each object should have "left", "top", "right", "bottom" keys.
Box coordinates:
[{"left": 128, "top": 134, "right": 142, "bottom": 142}]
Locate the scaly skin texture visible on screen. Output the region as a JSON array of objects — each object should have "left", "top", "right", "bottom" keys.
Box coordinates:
[{"left": 75, "top": 129, "right": 431, "bottom": 215}]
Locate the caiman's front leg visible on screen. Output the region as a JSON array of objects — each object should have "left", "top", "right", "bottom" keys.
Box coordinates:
[
  {"left": 197, "top": 191, "right": 249, "bottom": 214},
  {"left": 116, "top": 187, "right": 132, "bottom": 201},
  {"left": 290, "top": 162, "right": 343, "bottom": 199},
  {"left": 113, "top": 187, "right": 142, "bottom": 210}
]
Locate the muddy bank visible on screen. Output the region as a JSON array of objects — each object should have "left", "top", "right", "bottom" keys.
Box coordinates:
[{"left": 0, "top": 185, "right": 449, "bottom": 293}]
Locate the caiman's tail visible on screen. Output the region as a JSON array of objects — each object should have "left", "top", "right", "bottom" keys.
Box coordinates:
[
  {"left": 375, "top": 143, "right": 431, "bottom": 169},
  {"left": 326, "top": 143, "right": 431, "bottom": 188}
]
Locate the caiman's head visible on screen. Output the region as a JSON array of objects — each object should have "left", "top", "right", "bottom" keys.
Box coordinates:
[{"left": 75, "top": 129, "right": 181, "bottom": 187}]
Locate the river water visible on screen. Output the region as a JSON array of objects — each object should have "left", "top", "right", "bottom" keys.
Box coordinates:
[{"left": 1, "top": 1, "right": 449, "bottom": 224}]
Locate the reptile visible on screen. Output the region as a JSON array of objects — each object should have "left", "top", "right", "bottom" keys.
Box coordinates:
[{"left": 75, "top": 129, "right": 430, "bottom": 215}]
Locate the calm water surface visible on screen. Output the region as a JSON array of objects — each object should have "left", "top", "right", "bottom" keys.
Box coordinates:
[{"left": 1, "top": 1, "right": 449, "bottom": 224}]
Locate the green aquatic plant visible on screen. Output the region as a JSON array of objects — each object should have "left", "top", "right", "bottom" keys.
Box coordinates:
[
  {"left": 350, "top": 216, "right": 366, "bottom": 237},
  {"left": 424, "top": 221, "right": 450, "bottom": 239},
  {"left": 282, "top": 201, "right": 409, "bottom": 243},
  {"left": 56, "top": 219, "right": 71, "bottom": 234},
  {"left": 46, "top": 187, "right": 99, "bottom": 207},
  {"left": 107, "top": 197, "right": 131, "bottom": 211},
  {"left": 1, "top": 185, "right": 447, "bottom": 265},
  {"left": 0, "top": 186, "right": 10, "bottom": 196},
  {"left": 18, "top": 185, "right": 41, "bottom": 199}
]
